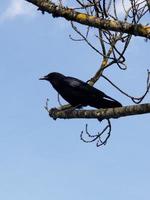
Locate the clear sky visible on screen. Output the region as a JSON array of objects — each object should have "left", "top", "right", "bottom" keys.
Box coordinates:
[{"left": 0, "top": 1, "right": 150, "bottom": 200}]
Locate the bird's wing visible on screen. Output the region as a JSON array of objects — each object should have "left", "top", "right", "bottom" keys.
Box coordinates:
[
  {"left": 58, "top": 76, "right": 122, "bottom": 108},
  {"left": 65, "top": 76, "right": 118, "bottom": 102},
  {"left": 65, "top": 76, "right": 106, "bottom": 97}
]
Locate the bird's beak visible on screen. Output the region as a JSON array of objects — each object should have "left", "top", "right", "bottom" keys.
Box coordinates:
[{"left": 39, "top": 75, "right": 48, "bottom": 80}]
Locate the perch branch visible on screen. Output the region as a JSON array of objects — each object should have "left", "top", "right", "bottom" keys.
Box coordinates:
[{"left": 49, "top": 103, "right": 150, "bottom": 120}]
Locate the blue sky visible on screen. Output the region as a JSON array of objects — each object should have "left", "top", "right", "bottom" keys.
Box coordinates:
[{"left": 0, "top": 0, "right": 150, "bottom": 200}]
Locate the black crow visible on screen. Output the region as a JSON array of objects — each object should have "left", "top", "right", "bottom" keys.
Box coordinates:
[{"left": 39, "top": 72, "right": 122, "bottom": 109}]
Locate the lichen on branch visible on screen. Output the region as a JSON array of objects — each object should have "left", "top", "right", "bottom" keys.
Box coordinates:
[{"left": 26, "top": 0, "right": 150, "bottom": 39}]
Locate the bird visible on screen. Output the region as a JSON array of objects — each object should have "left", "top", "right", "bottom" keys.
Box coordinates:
[{"left": 39, "top": 72, "right": 122, "bottom": 109}]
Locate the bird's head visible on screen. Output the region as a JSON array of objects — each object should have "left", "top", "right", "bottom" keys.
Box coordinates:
[{"left": 39, "top": 72, "right": 65, "bottom": 85}]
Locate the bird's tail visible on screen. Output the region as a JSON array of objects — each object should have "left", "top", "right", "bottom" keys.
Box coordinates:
[
  {"left": 99, "top": 98, "right": 122, "bottom": 109},
  {"left": 90, "top": 97, "right": 122, "bottom": 109}
]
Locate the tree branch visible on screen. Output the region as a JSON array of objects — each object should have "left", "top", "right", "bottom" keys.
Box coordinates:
[
  {"left": 26, "top": 0, "right": 150, "bottom": 39},
  {"left": 49, "top": 103, "right": 150, "bottom": 120}
]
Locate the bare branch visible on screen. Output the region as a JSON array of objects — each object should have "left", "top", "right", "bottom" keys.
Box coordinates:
[
  {"left": 101, "top": 69, "right": 150, "bottom": 104},
  {"left": 49, "top": 103, "right": 150, "bottom": 120},
  {"left": 26, "top": 0, "right": 150, "bottom": 39},
  {"left": 80, "top": 119, "right": 111, "bottom": 147}
]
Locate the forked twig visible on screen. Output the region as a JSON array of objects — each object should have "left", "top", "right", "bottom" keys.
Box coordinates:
[
  {"left": 80, "top": 119, "right": 112, "bottom": 147},
  {"left": 44, "top": 98, "right": 50, "bottom": 112},
  {"left": 102, "top": 69, "right": 150, "bottom": 104}
]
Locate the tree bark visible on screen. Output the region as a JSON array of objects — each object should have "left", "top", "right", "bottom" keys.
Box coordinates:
[
  {"left": 26, "top": 0, "right": 150, "bottom": 39},
  {"left": 49, "top": 103, "right": 150, "bottom": 120}
]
